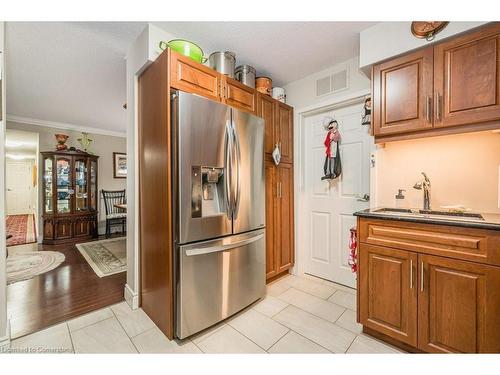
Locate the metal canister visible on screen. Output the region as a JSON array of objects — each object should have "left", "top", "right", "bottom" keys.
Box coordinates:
[
  {"left": 235, "top": 65, "right": 256, "bottom": 88},
  {"left": 208, "top": 51, "right": 236, "bottom": 78},
  {"left": 271, "top": 87, "right": 286, "bottom": 103}
]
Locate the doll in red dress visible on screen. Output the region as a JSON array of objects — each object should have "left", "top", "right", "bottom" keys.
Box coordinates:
[{"left": 321, "top": 119, "right": 342, "bottom": 180}]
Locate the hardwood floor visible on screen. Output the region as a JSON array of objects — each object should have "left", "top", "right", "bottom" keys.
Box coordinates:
[{"left": 7, "top": 235, "right": 126, "bottom": 339}]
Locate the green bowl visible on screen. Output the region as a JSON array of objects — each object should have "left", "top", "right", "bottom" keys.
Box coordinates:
[{"left": 159, "top": 39, "right": 206, "bottom": 64}]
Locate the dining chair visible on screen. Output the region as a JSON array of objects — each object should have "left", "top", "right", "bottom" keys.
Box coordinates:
[{"left": 101, "top": 189, "right": 126, "bottom": 238}]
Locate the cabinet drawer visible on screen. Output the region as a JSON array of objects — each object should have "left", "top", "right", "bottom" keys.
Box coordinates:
[{"left": 358, "top": 218, "right": 500, "bottom": 266}]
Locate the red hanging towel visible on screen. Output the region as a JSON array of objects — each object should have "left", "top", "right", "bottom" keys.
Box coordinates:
[{"left": 348, "top": 227, "right": 357, "bottom": 273}]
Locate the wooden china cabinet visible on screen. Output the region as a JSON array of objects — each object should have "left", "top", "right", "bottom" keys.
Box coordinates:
[{"left": 41, "top": 150, "right": 99, "bottom": 244}]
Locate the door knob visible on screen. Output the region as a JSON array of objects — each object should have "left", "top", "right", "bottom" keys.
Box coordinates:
[{"left": 356, "top": 193, "right": 370, "bottom": 202}]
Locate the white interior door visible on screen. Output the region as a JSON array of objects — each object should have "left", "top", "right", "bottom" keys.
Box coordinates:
[
  {"left": 303, "top": 101, "right": 373, "bottom": 288},
  {"left": 6, "top": 160, "right": 34, "bottom": 215}
]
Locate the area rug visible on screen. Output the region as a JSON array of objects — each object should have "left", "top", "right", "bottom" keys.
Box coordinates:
[
  {"left": 76, "top": 237, "right": 126, "bottom": 277},
  {"left": 6, "top": 251, "right": 65, "bottom": 285},
  {"left": 6, "top": 214, "right": 37, "bottom": 247}
]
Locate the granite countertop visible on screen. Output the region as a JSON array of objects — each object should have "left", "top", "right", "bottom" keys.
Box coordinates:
[{"left": 354, "top": 208, "right": 500, "bottom": 231}]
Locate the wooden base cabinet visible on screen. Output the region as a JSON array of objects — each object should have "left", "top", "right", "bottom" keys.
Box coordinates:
[
  {"left": 418, "top": 254, "right": 500, "bottom": 353},
  {"left": 357, "top": 217, "right": 500, "bottom": 353},
  {"left": 265, "top": 161, "right": 295, "bottom": 280},
  {"left": 359, "top": 244, "right": 418, "bottom": 347}
]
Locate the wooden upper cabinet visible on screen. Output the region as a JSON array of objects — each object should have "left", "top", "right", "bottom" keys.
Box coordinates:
[
  {"left": 372, "top": 47, "right": 434, "bottom": 136},
  {"left": 276, "top": 102, "right": 294, "bottom": 164},
  {"left": 277, "top": 163, "right": 294, "bottom": 273},
  {"left": 257, "top": 93, "right": 277, "bottom": 157},
  {"left": 170, "top": 51, "right": 220, "bottom": 101},
  {"left": 223, "top": 77, "right": 256, "bottom": 114},
  {"left": 359, "top": 244, "right": 418, "bottom": 347},
  {"left": 418, "top": 254, "right": 500, "bottom": 353},
  {"left": 265, "top": 161, "right": 278, "bottom": 279},
  {"left": 434, "top": 23, "right": 500, "bottom": 128}
]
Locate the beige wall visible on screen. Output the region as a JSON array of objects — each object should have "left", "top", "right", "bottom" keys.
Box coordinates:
[
  {"left": 7, "top": 121, "right": 127, "bottom": 236},
  {"left": 375, "top": 131, "right": 500, "bottom": 213}
]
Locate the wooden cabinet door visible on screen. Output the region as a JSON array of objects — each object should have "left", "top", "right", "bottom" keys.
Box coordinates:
[
  {"left": 265, "top": 162, "right": 278, "bottom": 279},
  {"left": 277, "top": 163, "right": 294, "bottom": 273},
  {"left": 359, "top": 244, "right": 418, "bottom": 346},
  {"left": 170, "top": 51, "right": 221, "bottom": 101},
  {"left": 55, "top": 218, "right": 73, "bottom": 240},
  {"left": 276, "top": 102, "right": 294, "bottom": 164},
  {"left": 257, "top": 93, "right": 277, "bottom": 158},
  {"left": 418, "top": 254, "right": 500, "bottom": 353},
  {"left": 372, "top": 47, "right": 434, "bottom": 136},
  {"left": 223, "top": 77, "right": 256, "bottom": 114},
  {"left": 434, "top": 23, "right": 500, "bottom": 128}
]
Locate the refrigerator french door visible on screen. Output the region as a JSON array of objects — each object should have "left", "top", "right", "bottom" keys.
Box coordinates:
[{"left": 173, "top": 92, "right": 266, "bottom": 339}]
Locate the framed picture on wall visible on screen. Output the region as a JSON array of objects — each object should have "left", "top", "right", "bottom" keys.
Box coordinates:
[{"left": 113, "top": 152, "right": 127, "bottom": 179}]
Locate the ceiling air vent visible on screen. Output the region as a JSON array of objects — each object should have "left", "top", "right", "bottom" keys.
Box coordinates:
[{"left": 315, "top": 68, "right": 349, "bottom": 97}]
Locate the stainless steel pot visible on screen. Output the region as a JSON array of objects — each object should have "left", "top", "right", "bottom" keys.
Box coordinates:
[
  {"left": 208, "top": 51, "right": 236, "bottom": 78},
  {"left": 235, "top": 65, "right": 256, "bottom": 88}
]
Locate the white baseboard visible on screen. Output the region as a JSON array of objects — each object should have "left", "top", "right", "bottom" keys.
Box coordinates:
[
  {"left": 0, "top": 320, "right": 11, "bottom": 349},
  {"left": 124, "top": 283, "right": 139, "bottom": 310}
]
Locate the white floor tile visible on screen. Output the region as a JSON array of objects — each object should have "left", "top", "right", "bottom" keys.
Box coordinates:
[
  {"left": 328, "top": 290, "right": 357, "bottom": 310},
  {"left": 273, "top": 305, "right": 356, "bottom": 353},
  {"left": 196, "top": 325, "right": 266, "bottom": 353},
  {"left": 282, "top": 275, "right": 337, "bottom": 299},
  {"left": 253, "top": 295, "right": 289, "bottom": 317},
  {"left": 71, "top": 318, "right": 137, "bottom": 353},
  {"left": 266, "top": 278, "right": 291, "bottom": 297},
  {"left": 278, "top": 288, "right": 346, "bottom": 323},
  {"left": 67, "top": 308, "right": 114, "bottom": 332},
  {"left": 10, "top": 323, "right": 73, "bottom": 354},
  {"left": 321, "top": 280, "right": 357, "bottom": 295},
  {"left": 191, "top": 323, "right": 227, "bottom": 345},
  {"left": 347, "top": 334, "right": 402, "bottom": 354},
  {"left": 229, "top": 309, "right": 289, "bottom": 350},
  {"left": 132, "top": 327, "right": 202, "bottom": 354},
  {"left": 268, "top": 331, "right": 330, "bottom": 354},
  {"left": 111, "top": 302, "right": 155, "bottom": 337},
  {"left": 335, "top": 309, "right": 362, "bottom": 334}
]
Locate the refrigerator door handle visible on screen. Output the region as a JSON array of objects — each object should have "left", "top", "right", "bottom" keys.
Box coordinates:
[
  {"left": 185, "top": 233, "right": 264, "bottom": 256},
  {"left": 224, "top": 120, "right": 233, "bottom": 220},
  {"left": 232, "top": 119, "right": 241, "bottom": 220}
]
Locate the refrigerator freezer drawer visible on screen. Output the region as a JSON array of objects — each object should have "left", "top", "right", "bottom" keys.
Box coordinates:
[{"left": 176, "top": 229, "right": 266, "bottom": 339}]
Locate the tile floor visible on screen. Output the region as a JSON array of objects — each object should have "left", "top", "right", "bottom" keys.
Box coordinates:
[{"left": 3, "top": 274, "right": 404, "bottom": 354}]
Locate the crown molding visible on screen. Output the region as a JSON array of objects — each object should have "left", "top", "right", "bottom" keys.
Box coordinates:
[{"left": 6, "top": 114, "right": 126, "bottom": 138}]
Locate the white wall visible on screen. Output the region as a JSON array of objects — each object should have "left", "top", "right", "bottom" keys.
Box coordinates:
[
  {"left": 0, "top": 21, "right": 9, "bottom": 347},
  {"left": 125, "top": 24, "right": 174, "bottom": 308},
  {"left": 284, "top": 57, "right": 370, "bottom": 110},
  {"left": 375, "top": 131, "right": 500, "bottom": 213},
  {"left": 6, "top": 121, "right": 126, "bottom": 237},
  {"left": 359, "top": 22, "right": 487, "bottom": 69}
]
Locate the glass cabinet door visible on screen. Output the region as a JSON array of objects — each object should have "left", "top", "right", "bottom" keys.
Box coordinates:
[
  {"left": 74, "top": 158, "right": 88, "bottom": 212},
  {"left": 90, "top": 159, "right": 97, "bottom": 211},
  {"left": 56, "top": 157, "right": 72, "bottom": 214},
  {"left": 44, "top": 157, "right": 54, "bottom": 213}
]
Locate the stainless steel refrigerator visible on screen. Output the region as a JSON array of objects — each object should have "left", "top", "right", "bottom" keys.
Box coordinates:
[{"left": 172, "top": 91, "right": 266, "bottom": 339}]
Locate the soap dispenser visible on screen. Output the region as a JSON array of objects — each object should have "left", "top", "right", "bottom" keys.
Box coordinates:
[{"left": 395, "top": 189, "right": 406, "bottom": 209}]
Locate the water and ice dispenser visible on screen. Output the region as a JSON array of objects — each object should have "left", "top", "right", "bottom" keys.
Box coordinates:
[{"left": 191, "top": 166, "right": 226, "bottom": 218}]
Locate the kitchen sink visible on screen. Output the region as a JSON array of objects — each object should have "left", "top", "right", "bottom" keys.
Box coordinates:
[{"left": 373, "top": 208, "right": 485, "bottom": 222}]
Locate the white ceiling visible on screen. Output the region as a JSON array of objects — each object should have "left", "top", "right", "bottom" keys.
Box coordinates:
[
  {"left": 6, "top": 22, "right": 376, "bottom": 134},
  {"left": 153, "top": 22, "right": 377, "bottom": 85},
  {"left": 6, "top": 22, "right": 146, "bottom": 134}
]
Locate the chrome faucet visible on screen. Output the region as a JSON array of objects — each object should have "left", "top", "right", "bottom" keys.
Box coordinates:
[{"left": 413, "top": 172, "right": 431, "bottom": 211}]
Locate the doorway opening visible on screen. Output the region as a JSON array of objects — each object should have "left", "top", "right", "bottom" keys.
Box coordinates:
[{"left": 5, "top": 129, "right": 38, "bottom": 247}]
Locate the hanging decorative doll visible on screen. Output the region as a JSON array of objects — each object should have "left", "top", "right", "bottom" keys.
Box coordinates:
[
  {"left": 321, "top": 119, "right": 342, "bottom": 180},
  {"left": 361, "top": 97, "right": 371, "bottom": 126}
]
